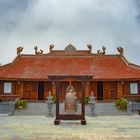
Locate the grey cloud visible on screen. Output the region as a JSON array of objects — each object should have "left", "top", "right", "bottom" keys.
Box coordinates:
[
  {"left": 0, "top": 0, "right": 29, "bottom": 32},
  {"left": 0, "top": 0, "right": 140, "bottom": 65}
]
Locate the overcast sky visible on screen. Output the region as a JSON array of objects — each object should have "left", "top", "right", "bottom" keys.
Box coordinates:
[{"left": 0, "top": 0, "right": 140, "bottom": 65}]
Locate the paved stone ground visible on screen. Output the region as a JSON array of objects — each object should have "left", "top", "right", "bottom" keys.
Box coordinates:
[{"left": 0, "top": 115, "right": 140, "bottom": 140}]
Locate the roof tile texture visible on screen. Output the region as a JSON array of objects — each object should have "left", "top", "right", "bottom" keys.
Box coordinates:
[{"left": 0, "top": 54, "right": 140, "bottom": 80}]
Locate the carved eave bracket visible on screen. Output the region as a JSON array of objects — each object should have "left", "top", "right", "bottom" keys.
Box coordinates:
[
  {"left": 117, "top": 46, "right": 124, "bottom": 55},
  {"left": 17, "top": 46, "right": 23, "bottom": 55},
  {"left": 34, "top": 46, "right": 43, "bottom": 55}
]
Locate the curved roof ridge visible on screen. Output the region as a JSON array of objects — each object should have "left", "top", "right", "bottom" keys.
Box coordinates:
[
  {"left": 120, "top": 55, "right": 130, "bottom": 67},
  {"left": 120, "top": 55, "right": 140, "bottom": 69},
  {"left": 129, "top": 63, "right": 140, "bottom": 69},
  {"left": 0, "top": 62, "right": 12, "bottom": 69}
]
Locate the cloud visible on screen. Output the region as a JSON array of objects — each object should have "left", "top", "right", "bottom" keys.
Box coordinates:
[{"left": 0, "top": 0, "right": 140, "bottom": 65}]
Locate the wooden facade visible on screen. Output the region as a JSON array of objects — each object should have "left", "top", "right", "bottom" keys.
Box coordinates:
[
  {"left": 0, "top": 80, "right": 140, "bottom": 101},
  {"left": 0, "top": 44, "right": 140, "bottom": 101}
]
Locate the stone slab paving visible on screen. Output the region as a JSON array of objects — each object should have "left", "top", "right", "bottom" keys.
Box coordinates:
[{"left": 0, "top": 115, "right": 140, "bottom": 140}]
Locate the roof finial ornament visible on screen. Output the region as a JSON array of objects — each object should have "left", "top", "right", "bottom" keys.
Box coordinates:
[
  {"left": 102, "top": 46, "right": 106, "bottom": 55},
  {"left": 87, "top": 44, "right": 92, "bottom": 53},
  {"left": 97, "top": 49, "right": 101, "bottom": 54},
  {"left": 34, "top": 46, "right": 43, "bottom": 55},
  {"left": 17, "top": 46, "right": 23, "bottom": 55},
  {"left": 49, "top": 44, "right": 54, "bottom": 53},
  {"left": 97, "top": 46, "right": 106, "bottom": 55},
  {"left": 117, "top": 46, "right": 124, "bottom": 55}
]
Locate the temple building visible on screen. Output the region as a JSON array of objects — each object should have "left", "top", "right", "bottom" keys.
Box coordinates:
[{"left": 0, "top": 44, "right": 140, "bottom": 101}]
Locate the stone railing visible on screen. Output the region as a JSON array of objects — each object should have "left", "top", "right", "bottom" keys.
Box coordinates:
[{"left": 127, "top": 101, "right": 140, "bottom": 114}]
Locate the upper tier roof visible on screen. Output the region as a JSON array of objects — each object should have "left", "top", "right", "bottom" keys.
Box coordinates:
[{"left": 0, "top": 49, "right": 140, "bottom": 80}]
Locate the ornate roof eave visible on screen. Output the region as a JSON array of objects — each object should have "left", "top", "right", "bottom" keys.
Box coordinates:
[
  {"left": 0, "top": 77, "right": 49, "bottom": 81},
  {"left": 0, "top": 76, "right": 140, "bottom": 81}
]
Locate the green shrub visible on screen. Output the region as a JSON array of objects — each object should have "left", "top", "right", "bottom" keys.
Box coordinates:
[
  {"left": 115, "top": 98, "right": 128, "bottom": 110},
  {"left": 52, "top": 96, "right": 56, "bottom": 103},
  {"left": 0, "top": 97, "right": 2, "bottom": 102},
  {"left": 15, "top": 100, "right": 27, "bottom": 109},
  {"left": 85, "top": 96, "right": 90, "bottom": 105}
]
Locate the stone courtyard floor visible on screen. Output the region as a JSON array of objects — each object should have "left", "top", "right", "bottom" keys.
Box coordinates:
[{"left": 0, "top": 115, "right": 140, "bottom": 140}]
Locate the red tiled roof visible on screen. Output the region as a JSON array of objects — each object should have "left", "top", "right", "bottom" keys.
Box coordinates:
[{"left": 0, "top": 54, "right": 140, "bottom": 80}]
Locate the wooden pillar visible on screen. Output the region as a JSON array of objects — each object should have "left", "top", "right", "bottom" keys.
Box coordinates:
[
  {"left": 85, "top": 82, "right": 90, "bottom": 97},
  {"left": 81, "top": 80, "right": 86, "bottom": 125},
  {"left": 54, "top": 79, "right": 60, "bottom": 125},
  {"left": 19, "top": 82, "right": 24, "bottom": 98},
  {"left": 139, "top": 81, "right": 140, "bottom": 93},
  {"left": 118, "top": 81, "right": 123, "bottom": 98},
  {"left": 51, "top": 81, "right": 56, "bottom": 96},
  {"left": 11, "top": 82, "right": 15, "bottom": 95},
  {"left": 0, "top": 81, "right": 3, "bottom": 95}
]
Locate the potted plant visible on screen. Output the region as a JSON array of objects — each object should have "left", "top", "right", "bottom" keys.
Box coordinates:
[
  {"left": 52, "top": 95, "right": 56, "bottom": 103},
  {"left": 115, "top": 98, "right": 128, "bottom": 110},
  {"left": 15, "top": 100, "right": 27, "bottom": 109},
  {"left": 85, "top": 96, "right": 90, "bottom": 105}
]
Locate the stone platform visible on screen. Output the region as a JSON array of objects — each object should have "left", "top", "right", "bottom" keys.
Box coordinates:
[
  {"left": 0, "top": 115, "right": 140, "bottom": 140},
  {"left": 14, "top": 102, "right": 129, "bottom": 116}
]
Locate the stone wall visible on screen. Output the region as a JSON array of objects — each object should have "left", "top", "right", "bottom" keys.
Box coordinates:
[{"left": 127, "top": 101, "right": 140, "bottom": 113}]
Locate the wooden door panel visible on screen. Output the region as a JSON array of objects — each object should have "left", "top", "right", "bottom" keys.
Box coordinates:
[
  {"left": 23, "top": 82, "right": 37, "bottom": 100},
  {"left": 109, "top": 82, "right": 118, "bottom": 100}
]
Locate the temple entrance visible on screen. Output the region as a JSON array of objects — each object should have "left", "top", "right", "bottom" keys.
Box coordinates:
[
  {"left": 38, "top": 81, "right": 44, "bottom": 100},
  {"left": 97, "top": 81, "right": 103, "bottom": 100}
]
